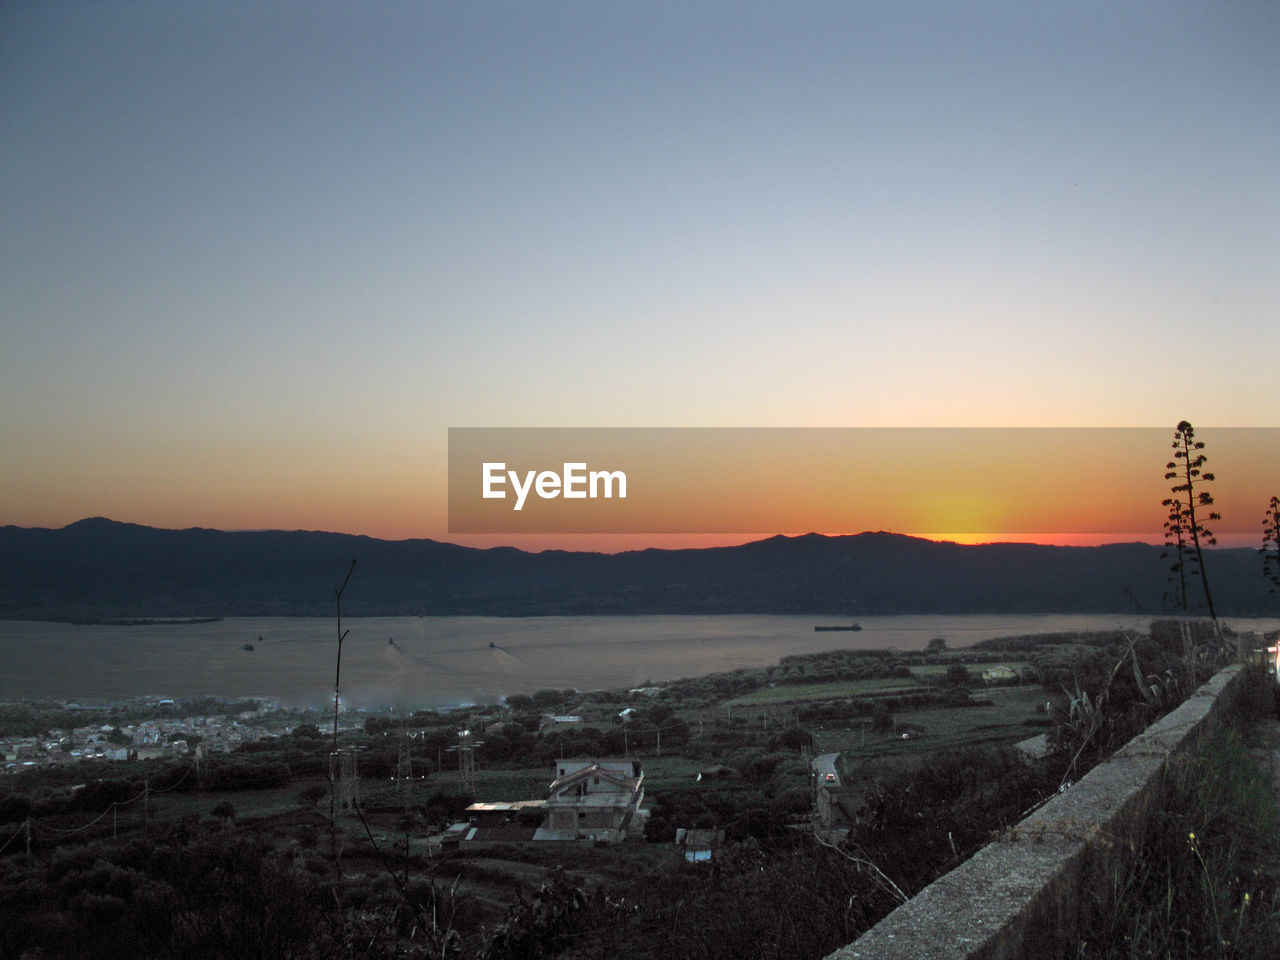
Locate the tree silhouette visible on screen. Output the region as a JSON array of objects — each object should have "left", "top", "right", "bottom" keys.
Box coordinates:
[
  {"left": 1161, "top": 421, "right": 1220, "bottom": 623},
  {"left": 1263, "top": 496, "right": 1280, "bottom": 593}
]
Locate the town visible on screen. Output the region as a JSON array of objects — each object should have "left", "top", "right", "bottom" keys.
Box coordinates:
[{"left": 6, "top": 623, "right": 1257, "bottom": 959}]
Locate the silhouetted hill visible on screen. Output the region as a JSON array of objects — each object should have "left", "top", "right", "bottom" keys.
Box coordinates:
[{"left": 0, "top": 519, "right": 1275, "bottom": 620}]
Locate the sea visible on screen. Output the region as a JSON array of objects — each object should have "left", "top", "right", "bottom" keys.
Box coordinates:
[{"left": 1, "top": 614, "right": 1276, "bottom": 708}]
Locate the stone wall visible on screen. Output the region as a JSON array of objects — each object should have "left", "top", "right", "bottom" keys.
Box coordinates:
[{"left": 825, "top": 664, "right": 1248, "bottom": 960}]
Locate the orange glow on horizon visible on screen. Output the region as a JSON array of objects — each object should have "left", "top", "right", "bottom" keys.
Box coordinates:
[
  {"left": 446, "top": 530, "right": 1208, "bottom": 554},
  {"left": 9, "top": 428, "right": 1274, "bottom": 553}
]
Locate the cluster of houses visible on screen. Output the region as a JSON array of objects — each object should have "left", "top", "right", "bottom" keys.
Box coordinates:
[
  {"left": 3, "top": 726, "right": 168, "bottom": 772},
  {"left": 1, "top": 706, "right": 277, "bottom": 774}
]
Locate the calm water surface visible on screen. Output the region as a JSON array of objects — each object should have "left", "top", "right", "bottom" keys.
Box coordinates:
[{"left": 1, "top": 614, "right": 1275, "bottom": 708}]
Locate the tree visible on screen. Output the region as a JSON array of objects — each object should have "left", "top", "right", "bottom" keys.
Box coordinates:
[
  {"left": 945, "top": 664, "right": 972, "bottom": 687},
  {"left": 1263, "top": 497, "right": 1280, "bottom": 592},
  {"left": 1162, "top": 421, "right": 1221, "bottom": 622},
  {"left": 778, "top": 726, "right": 813, "bottom": 750},
  {"left": 925, "top": 637, "right": 947, "bottom": 653},
  {"left": 870, "top": 701, "right": 893, "bottom": 732},
  {"left": 531, "top": 688, "right": 563, "bottom": 708}
]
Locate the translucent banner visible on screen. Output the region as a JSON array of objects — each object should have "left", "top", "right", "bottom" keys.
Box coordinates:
[{"left": 448, "top": 427, "right": 1278, "bottom": 536}]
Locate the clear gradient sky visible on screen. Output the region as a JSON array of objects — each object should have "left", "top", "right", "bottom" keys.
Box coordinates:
[{"left": 2, "top": 2, "right": 1277, "bottom": 551}]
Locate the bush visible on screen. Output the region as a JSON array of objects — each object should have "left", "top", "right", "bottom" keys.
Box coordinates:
[
  {"left": 776, "top": 727, "right": 813, "bottom": 751},
  {"left": 532, "top": 689, "right": 564, "bottom": 708},
  {"left": 870, "top": 701, "right": 893, "bottom": 731},
  {"left": 210, "top": 801, "right": 236, "bottom": 822},
  {"left": 297, "top": 784, "right": 326, "bottom": 808}
]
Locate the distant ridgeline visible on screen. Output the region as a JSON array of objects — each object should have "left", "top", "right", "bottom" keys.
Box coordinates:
[{"left": 0, "top": 518, "right": 1277, "bottom": 621}]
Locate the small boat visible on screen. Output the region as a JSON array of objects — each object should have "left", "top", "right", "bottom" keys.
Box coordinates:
[{"left": 814, "top": 623, "right": 862, "bottom": 632}]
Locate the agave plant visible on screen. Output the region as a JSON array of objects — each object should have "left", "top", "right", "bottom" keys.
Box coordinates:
[{"left": 1129, "top": 644, "right": 1182, "bottom": 712}]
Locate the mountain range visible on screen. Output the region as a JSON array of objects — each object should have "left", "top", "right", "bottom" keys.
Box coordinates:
[{"left": 1, "top": 518, "right": 1276, "bottom": 621}]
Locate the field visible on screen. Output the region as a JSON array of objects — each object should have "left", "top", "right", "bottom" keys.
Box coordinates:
[
  {"left": 725, "top": 676, "right": 928, "bottom": 705},
  {"left": 433, "top": 768, "right": 551, "bottom": 802},
  {"left": 811, "top": 687, "right": 1052, "bottom": 760},
  {"left": 908, "top": 661, "right": 1031, "bottom": 678}
]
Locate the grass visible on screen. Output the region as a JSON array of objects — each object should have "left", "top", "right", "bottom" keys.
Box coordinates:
[
  {"left": 811, "top": 687, "right": 1050, "bottom": 759},
  {"left": 151, "top": 778, "right": 324, "bottom": 821},
  {"left": 1073, "top": 677, "right": 1280, "bottom": 959},
  {"left": 725, "top": 677, "right": 927, "bottom": 705},
  {"left": 641, "top": 755, "right": 708, "bottom": 788},
  {"left": 724, "top": 666, "right": 1035, "bottom": 706},
  {"left": 151, "top": 768, "right": 549, "bottom": 822},
  {"left": 449, "top": 768, "right": 552, "bottom": 803},
  {"left": 123, "top": 757, "right": 704, "bottom": 829}
]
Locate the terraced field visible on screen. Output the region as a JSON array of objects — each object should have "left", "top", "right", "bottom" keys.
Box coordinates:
[{"left": 725, "top": 677, "right": 928, "bottom": 705}]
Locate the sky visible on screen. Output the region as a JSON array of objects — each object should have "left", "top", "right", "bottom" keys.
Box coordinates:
[{"left": 2, "top": 1, "right": 1277, "bottom": 551}]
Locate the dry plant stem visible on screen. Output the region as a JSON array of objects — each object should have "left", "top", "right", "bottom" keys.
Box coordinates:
[
  {"left": 332, "top": 557, "right": 357, "bottom": 751},
  {"left": 1188, "top": 832, "right": 1225, "bottom": 948},
  {"left": 812, "top": 830, "right": 909, "bottom": 905},
  {"left": 324, "top": 559, "right": 457, "bottom": 953},
  {"left": 329, "top": 558, "right": 357, "bottom": 933},
  {"left": 1164, "top": 422, "right": 1221, "bottom": 632},
  {"left": 352, "top": 801, "right": 430, "bottom": 927}
]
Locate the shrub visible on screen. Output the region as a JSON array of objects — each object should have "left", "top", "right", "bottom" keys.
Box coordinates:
[{"left": 210, "top": 801, "right": 236, "bottom": 822}]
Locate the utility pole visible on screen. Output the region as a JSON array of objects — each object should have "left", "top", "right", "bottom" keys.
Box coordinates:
[
  {"left": 336, "top": 748, "right": 360, "bottom": 812},
  {"left": 396, "top": 733, "right": 412, "bottom": 812},
  {"left": 448, "top": 729, "right": 482, "bottom": 798}
]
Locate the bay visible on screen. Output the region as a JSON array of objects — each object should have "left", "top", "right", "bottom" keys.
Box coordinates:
[{"left": 1, "top": 614, "right": 1275, "bottom": 708}]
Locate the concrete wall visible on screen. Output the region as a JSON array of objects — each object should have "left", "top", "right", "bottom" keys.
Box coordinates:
[{"left": 825, "top": 664, "right": 1248, "bottom": 960}]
